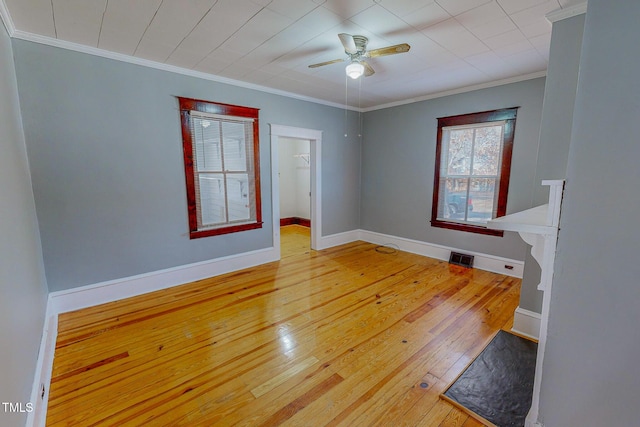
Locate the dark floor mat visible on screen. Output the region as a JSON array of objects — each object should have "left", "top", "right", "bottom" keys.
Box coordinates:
[{"left": 441, "top": 330, "right": 537, "bottom": 427}]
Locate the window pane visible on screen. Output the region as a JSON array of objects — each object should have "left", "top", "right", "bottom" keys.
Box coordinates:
[
  {"left": 222, "top": 121, "right": 247, "bottom": 172},
  {"left": 472, "top": 125, "right": 502, "bottom": 176},
  {"left": 193, "top": 117, "right": 222, "bottom": 172},
  {"left": 439, "top": 178, "right": 470, "bottom": 220},
  {"left": 446, "top": 129, "right": 473, "bottom": 175},
  {"left": 438, "top": 124, "right": 504, "bottom": 225},
  {"left": 227, "top": 174, "right": 250, "bottom": 222},
  {"left": 198, "top": 174, "right": 226, "bottom": 225},
  {"left": 466, "top": 178, "right": 496, "bottom": 223}
]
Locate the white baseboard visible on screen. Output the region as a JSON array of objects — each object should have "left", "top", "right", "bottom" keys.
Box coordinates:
[
  {"left": 49, "top": 246, "right": 279, "bottom": 315},
  {"left": 526, "top": 415, "right": 544, "bottom": 427},
  {"left": 357, "top": 229, "right": 524, "bottom": 278},
  {"left": 316, "top": 230, "right": 361, "bottom": 250},
  {"left": 512, "top": 306, "right": 541, "bottom": 340},
  {"left": 26, "top": 303, "right": 57, "bottom": 427}
]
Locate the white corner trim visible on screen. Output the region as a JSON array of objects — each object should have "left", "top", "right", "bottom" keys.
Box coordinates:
[
  {"left": 357, "top": 229, "right": 524, "bottom": 278},
  {"left": 512, "top": 306, "right": 542, "bottom": 340},
  {"left": 49, "top": 246, "right": 278, "bottom": 315},
  {"left": 0, "top": 0, "right": 15, "bottom": 35},
  {"left": 26, "top": 303, "right": 57, "bottom": 427},
  {"left": 546, "top": 2, "right": 588, "bottom": 23}
]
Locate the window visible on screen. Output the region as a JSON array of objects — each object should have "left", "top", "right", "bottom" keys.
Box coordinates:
[
  {"left": 177, "top": 97, "right": 262, "bottom": 239},
  {"left": 431, "top": 108, "right": 518, "bottom": 236}
]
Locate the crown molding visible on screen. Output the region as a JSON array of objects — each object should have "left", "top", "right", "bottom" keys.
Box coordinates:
[
  {"left": 546, "top": 2, "right": 588, "bottom": 23},
  {"left": 363, "top": 70, "right": 547, "bottom": 112},
  {"left": 8, "top": 15, "right": 551, "bottom": 113},
  {"left": 10, "top": 29, "right": 362, "bottom": 112},
  {"left": 0, "top": 0, "right": 15, "bottom": 35}
]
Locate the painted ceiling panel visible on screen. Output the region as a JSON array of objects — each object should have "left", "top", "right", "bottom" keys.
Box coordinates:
[
  {"left": 4, "top": 0, "right": 56, "bottom": 37},
  {"left": 232, "top": 6, "right": 343, "bottom": 71},
  {"left": 377, "top": 0, "right": 439, "bottom": 18},
  {"left": 435, "top": 0, "right": 494, "bottom": 17},
  {"left": 510, "top": 0, "right": 561, "bottom": 28},
  {"left": 164, "top": 0, "right": 267, "bottom": 67},
  {"left": 51, "top": 0, "right": 106, "bottom": 46},
  {"left": 465, "top": 15, "right": 518, "bottom": 40},
  {"left": 321, "top": 0, "right": 377, "bottom": 19},
  {"left": 497, "top": 0, "right": 556, "bottom": 15},
  {"left": 265, "top": 0, "right": 319, "bottom": 21},
  {"left": 134, "top": 0, "right": 218, "bottom": 62},
  {"left": 220, "top": 8, "right": 293, "bottom": 55},
  {"left": 98, "top": 0, "right": 162, "bottom": 55},
  {"left": 348, "top": 5, "right": 417, "bottom": 42},
  {"left": 401, "top": 2, "right": 451, "bottom": 31}
]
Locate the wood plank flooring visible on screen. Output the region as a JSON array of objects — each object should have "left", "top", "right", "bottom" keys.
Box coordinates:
[{"left": 46, "top": 225, "right": 521, "bottom": 426}]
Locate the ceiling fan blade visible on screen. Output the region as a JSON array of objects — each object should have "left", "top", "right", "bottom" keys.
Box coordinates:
[
  {"left": 363, "top": 61, "right": 375, "bottom": 77},
  {"left": 308, "top": 58, "right": 345, "bottom": 68},
  {"left": 338, "top": 33, "right": 358, "bottom": 54},
  {"left": 366, "top": 43, "right": 411, "bottom": 58}
]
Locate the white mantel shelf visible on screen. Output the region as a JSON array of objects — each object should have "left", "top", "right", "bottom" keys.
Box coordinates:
[{"left": 486, "top": 204, "right": 555, "bottom": 236}]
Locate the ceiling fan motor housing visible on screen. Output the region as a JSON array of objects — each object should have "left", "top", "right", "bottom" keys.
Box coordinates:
[{"left": 352, "top": 35, "right": 368, "bottom": 54}]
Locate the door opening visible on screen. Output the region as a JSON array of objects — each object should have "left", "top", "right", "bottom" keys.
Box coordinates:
[
  {"left": 278, "top": 137, "right": 311, "bottom": 255},
  {"left": 270, "top": 125, "right": 322, "bottom": 259}
]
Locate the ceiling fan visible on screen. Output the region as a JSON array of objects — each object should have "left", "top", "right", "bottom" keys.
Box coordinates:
[{"left": 308, "top": 33, "right": 411, "bottom": 79}]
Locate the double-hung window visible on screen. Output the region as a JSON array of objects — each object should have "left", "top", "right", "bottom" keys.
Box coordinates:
[
  {"left": 431, "top": 108, "right": 518, "bottom": 235},
  {"left": 178, "top": 97, "right": 262, "bottom": 239}
]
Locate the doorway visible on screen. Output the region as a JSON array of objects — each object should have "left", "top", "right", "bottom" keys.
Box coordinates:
[
  {"left": 270, "top": 125, "right": 322, "bottom": 260},
  {"left": 278, "top": 137, "right": 311, "bottom": 256}
]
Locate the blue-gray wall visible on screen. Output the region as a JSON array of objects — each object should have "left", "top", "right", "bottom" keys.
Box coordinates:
[
  {"left": 520, "top": 13, "right": 585, "bottom": 313},
  {"left": 0, "top": 21, "right": 48, "bottom": 427},
  {"left": 360, "top": 78, "right": 546, "bottom": 262},
  {"left": 13, "top": 40, "right": 361, "bottom": 292},
  {"left": 539, "top": 1, "right": 640, "bottom": 425}
]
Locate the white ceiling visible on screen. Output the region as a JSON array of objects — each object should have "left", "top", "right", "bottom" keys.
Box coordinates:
[{"left": 1, "top": 0, "right": 584, "bottom": 109}]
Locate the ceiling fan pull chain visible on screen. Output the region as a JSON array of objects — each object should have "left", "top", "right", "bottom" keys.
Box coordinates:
[{"left": 344, "top": 72, "right": 349, "bottom": 138}]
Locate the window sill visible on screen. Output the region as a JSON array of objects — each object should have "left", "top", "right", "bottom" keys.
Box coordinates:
[
  {"left": 431, "top": 219, "right": 504, "bottom": 236},
  {"left": 190, "top": 221, "right": 263, "bottom": 239}
]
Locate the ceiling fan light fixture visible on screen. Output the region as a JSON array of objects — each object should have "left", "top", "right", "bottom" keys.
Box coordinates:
[{"left": 345, "top": 61, "right": 365, "bottom": 79}]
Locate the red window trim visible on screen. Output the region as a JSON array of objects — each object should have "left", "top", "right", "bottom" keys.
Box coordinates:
[
  {"left": 177, "top": 97, "right": 262, "bottom": 239},
  {"left": 430, "top": 107, "right": 519, "bottom": 236}
]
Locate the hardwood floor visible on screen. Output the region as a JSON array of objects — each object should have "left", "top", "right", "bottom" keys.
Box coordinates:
[{"left": 46, "top": 225, "right": 520, "bottom": 426}]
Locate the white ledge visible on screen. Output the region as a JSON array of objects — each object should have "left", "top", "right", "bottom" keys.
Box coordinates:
[{"left": 486, "top": 204, "right": 555, "bottom": 235}]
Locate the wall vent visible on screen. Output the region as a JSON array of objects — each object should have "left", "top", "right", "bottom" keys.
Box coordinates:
[{"left": 449, "top": 252, "right": 474, "bottom": 268}]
